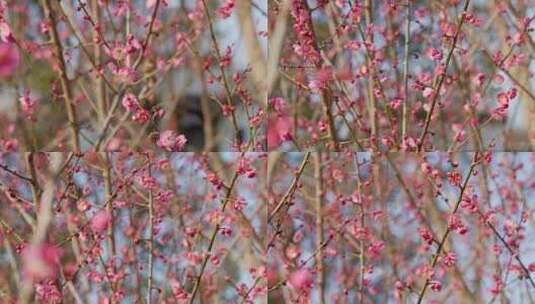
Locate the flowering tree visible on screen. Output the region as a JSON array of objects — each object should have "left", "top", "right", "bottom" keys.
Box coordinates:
[
  {"left": 268, "top": 0, "right": 535, "bottom": 151},
  {"left": 3, "top": 0, "right": 535, "bottom": 303},
  {"left": 267, "top": 152, "right": 535, "bottom": 303},
  {"left": 0, "top": 152, "right": 266, "bottom": 303},
  {"left": 0, "top": 0, "right": 266, "bottom": 152}
]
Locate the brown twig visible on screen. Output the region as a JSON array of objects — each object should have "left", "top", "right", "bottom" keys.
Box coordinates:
[
  {"left": 354, "top": 154, "right": 366, "bottom": 303},
  {"left": 401, "top": 0, "right": 411, "bottom": 145},
  {"left": 188, "top": 168, "right": 241, "bottom": 303},
  {"left": 268, "top": 152, "right": 311, "bottom": 224},
  {"left": 199, "top": 0, "right": 242, "bottom": 149},
  {"left": 312, "top": 152, "right": 325, "bottom": 304},
  {"left": 146, "top": 160, "right": 154, "bottom": 304},
  {"left": 416, "top": 152, "right": 479, "bottom": 304},
  {"left": 417, "top": 0, "right": 471, "bottom": 151},
  {"left": 40, "top": 0, "right": 81, "bottom": 151},
  {"left": 0, "top": 163, "right": 33, "bottom": 184},
  {"left": 133, "top": 0, "right": 161, "bottom": 70}
]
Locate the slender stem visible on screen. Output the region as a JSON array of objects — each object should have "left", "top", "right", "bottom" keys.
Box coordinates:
[
  {"left": 92, "top": 0, "right": 107, "bottom": 126},
  {"left": 268, "top": 152, "right": 311, "bottom": 224},
  {"left": 188, "top": 169, "right": 240, "bottom": 303},
  {"left": 354, "top": 154, "right": 365, "bottom": 303},
  {"left": 485, "top": 221, "right": 535, "bottom": 289},
  {"left": 0, "top": 216, "right": 25, "bottom": 244},
  {"left": 147, "top": 162, "right": 154, "bottom": 304},
  {"left": 269, "top": 230, "right": 336, "bottom": 292},
  {"left": 102, "top": 153, "right": 117, "bottom": 303},
  {"left": 40, "top": 0, "right": 81, "bottom": 152},
  {"left": 25, "top": 153, "right": 41, "bottom": 212},
  {"left": 133, "top": 0, "right": 161, "bottom": 70},
  {"left": 490, "top": 59, "right": 535, "bottom": 103},
  {"left": 364, "top": 0, "right": 378, "bottom": 147},
  {"left": 313, "top": 152, "right": 325, "bottom": 304},
  {"left": 401, "top": 0, "right": 411, "bottom": 145},
  {"left": 200, "top": 0, "right": 242, "bottom": 148},
  {"left": 417, "top": 0, "right": 471, "bottom": 151},
  {"left": 193, "top": 49, "right": 215, "bottom": 151},
  {"left": 302, "top": 1, "right": 338, "bottom": 150},
  {"left": 416, "top": 153, "right": 479, "bottom": 304},
  {"left": 0, "top": 163, "right": 34, "bottom": 183},
  {"left": 18, "top": 154, "right": 63, "bottom": 304}
]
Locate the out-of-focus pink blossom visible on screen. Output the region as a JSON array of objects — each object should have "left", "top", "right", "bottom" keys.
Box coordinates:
[
  {"left": 23, "top": 244, "right": 63, "bottom": 281},
  {"left": 109, "top": 62, "right": 140, "bottom": 84},
  {"left": 427, "top": 47, "right": 443, "bottom": 61},
  {"left": 19, "top": 90, "right": 39, "bottom": 120},
  {"left": 423, "top": 87, "right": 434, "bottom": 98},
  {"left": 138, "top": 175, "right": 157, "bottom": 190},
  {"left": 308, "top": 79, "right": 326, "bottom": 92},
  {"left": 0, "top": 21, "right": 15, "bottom": 43},
  {"left": 442, "top": 252, "right": 457, "bottom": 267},
  {"left": 126, "top": 34, "right": 141, "bottom": 53},
  {"left": 39, "top": 21, "right": 50, "bottom": 35},
  {"left": 285, "top": 244, "right": 301, "bottom": 260},
  {"left": 493, "top": 74, "right": 504, "bottom": 85},
  {"left": 157, "top": 130, "right": 187, "bottom": 151},
  {"left": 289, "top": 268, "right": 313, "bottom": 291},
  {"left": 497, "top": 92, "right": 509, "bottom": 106},
  {"left": 122, "top": 93, "right": 139, "bottom": 111},
  {"left": 473, "top": 73, "right": 485, "bottom": 86},
  {"left": 269, "top": 97, "right": 286, "bottom": 114},
  {"left": 216, "top": 0, "right": 235, "bottom": 19},
  {"left": 170, "top": 279, "right": 189, "bottom": 300},
  {"left": 429, "top": 280, "right": 442, "bottom": 292},
  {"left": 91, "top": 210, "right": 111, "bottom": 234},
  {"left": 249, "top": 110, "right": 263, "bottom": 128},
  {"left": 132, "top": 108, "right": 150, "bottom": 124},
  {"left": 419, "top": 227, "right": 434, "bottom": 245},
  {"left": 290, "top": 1, "right": 320, "bottom": 63},
  {"left": 267, "top": 115, "right": 292, "bottom": 150},
  {"left": 77, "top": 199, "right": 91, "bottom": 212},
  {"left": 1, "top": 138, "right": 18, "bottom": 151},
  {"left": 35, "top": 281, "right": 62, "bottom": 304},
  {"left": 452, "top": 124, "right": 465, "bottom": 142},
  {"left": 0, "top": 42, "right": 19, "bottom": 77},
  {"left": 221, "top": 104, "right": 235, "bottom": 117}
]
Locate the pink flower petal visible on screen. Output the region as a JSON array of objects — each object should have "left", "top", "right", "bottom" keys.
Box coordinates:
[{"left": 0, "top": 42, "right": 20, "bottom": 78}]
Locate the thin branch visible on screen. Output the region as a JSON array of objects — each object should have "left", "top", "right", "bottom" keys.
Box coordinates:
[
  {"left": 354, "top": 154, "right": 366, "bottom": 303},
  {"left": 133, "top": 0, "right": 161, "bottom": 70},
  {"left": 200, "top": 0, "right": 242, "bottom": 149},
  {"left": 102, "top": 153, "right": 117, "bottom": 303},
  {"left": 417, "top": 0, "right": 471, "bottom": 151},
  {"left": 25, "top": 153, "right": 41, "bottom": 212},
  {"left": 401, "top": 0, "right": 411, "bottom": 144},
  {"left": 147, "top": 161, "right": 154, "bottom": 304},
  {"left": 486, "top": 221, "right": 535, "bottom": 289},
  {"left": 188, "top": 169, "right": 241, "bottom": 303},
  {"left": 416, "top": 152, "right": 479, "bottom": 304},
  {"left": 0, "top": 163, "right": 34, "bottom": 183},
  {"left": 40, "top": 0, "right": 81, "bottom": 152},
  {"left": 268, "top": 152, "right": 311, "bottom": 224},
  {"left": 18, "top": 153, "right": 63, "bottom": 304},
  {"left": 312, "top": 152, "right": 325, "bottom": 304},
  {"left": 0, "top": 216, "right": 25, "bottom": 244}
]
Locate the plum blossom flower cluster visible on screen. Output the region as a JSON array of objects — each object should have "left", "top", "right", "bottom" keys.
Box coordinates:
[
  {"left": 0, "top": 152, "right": 266, "bottom": 303},
  {"left": 2, "top": 1, "right": 535, "bottom": 304},
  {"left": 268, "top": 152, "right": 535, "bottom": 303},
  {"left": 0, "top": 0, "right": 265, "bottom": 152},
  {"left": 268, "top": 0, "right": 535, "bottom": 151}
]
